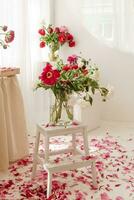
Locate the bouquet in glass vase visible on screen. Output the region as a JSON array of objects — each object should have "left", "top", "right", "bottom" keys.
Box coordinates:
[
  {"left": 36, "top": 55, "right": 109, "bottom": 125},
  {"left": 38, "top": 24, "right": 75, "bottom": 61},
  {"left": 0, "top": 25, "right": 15, "bottom": 49}
]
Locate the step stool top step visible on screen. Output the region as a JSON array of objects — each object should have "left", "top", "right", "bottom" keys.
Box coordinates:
[{"left": 37, "top": 123, "right": 87, "bottom": 133}]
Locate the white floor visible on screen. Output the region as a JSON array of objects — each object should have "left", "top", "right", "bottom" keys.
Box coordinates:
[
  {"left": 89, "top": 120, "right": 134, "bottom": 157},
  {"left": 0, "top": 121, "right": 134, "bottom": 200}
]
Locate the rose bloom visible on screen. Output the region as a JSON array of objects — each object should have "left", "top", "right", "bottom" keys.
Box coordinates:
[
  {"left": 67, "top": 33, "right": 73, "bottom": 41},
  {"left": 58, "top": 33, "right": 66, "bottom": 44},
  {"left": 39, "top": 63, "right": 60, "bottom": 85},
  {"left": 47, "top": 27, "right": 53, "bottom": 33},
  {"left": 38, "top": 28, "right": 45, "bottom": 35},
  {"left": 69, "top": 40, "right": 75, "bottom": 47},
  {"left": 71, "top": 65, "right": 78, "bottom": 70},
  {"left": 40, "top": 41, "right": 45, "bottom": 48},
  {"left": 62, "top": 65, "right": 71, "bottom": 71},
  {"left": 54, "top": 27, "right": 60, "bottom": 33}
]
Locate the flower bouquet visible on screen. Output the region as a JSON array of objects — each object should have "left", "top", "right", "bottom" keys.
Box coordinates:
[
  {"left": 36, "top": 55, "right": 109, "bottom": 125},
  {"left": 38, "top": 24, "right": 75, "bottom": 61},
  {"left": 0, "top": 25, "right": 15, "bottom": 49}
]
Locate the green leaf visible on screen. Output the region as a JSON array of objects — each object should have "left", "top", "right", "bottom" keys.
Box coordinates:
[
  {"left": 89, "top": 96, "right": 93, "bottom": 105},
  {"left": 91, "top": 87, "right": 95, "bottom": 94},
  {"left": 83, "top": 95, "right": 93, "bottom": 105}
]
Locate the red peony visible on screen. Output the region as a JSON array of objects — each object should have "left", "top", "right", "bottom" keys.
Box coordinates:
[
  {"left": 39, "top": 63, "right": 60, "bottom": 85},
  {"left": 40, "top": 41, "right": 45, "bottom": 48},
  {"left": 0, "top": 26, "right": 15, "bottom": 49},
  {"left": 62, "top": 65, "right": 71, "bottom": 71},
  {"left": 5, "top": 30, "right": 15, "bottom": 43},
  {"left": 69, "top": 40, "right": 75, "bottom": 47},
  {"left": 67, "top": 33, "right": 73, "bottom": 41},
  {"left": 38, "top": 28, "right": 45, "bottom": 35}
]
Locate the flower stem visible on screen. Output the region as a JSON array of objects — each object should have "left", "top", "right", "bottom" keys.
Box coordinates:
[{"left": 64, "top": 101, "right": 73, "bottom": 120}]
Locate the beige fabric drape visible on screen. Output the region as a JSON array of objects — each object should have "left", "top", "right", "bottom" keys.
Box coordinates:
[{"left": 0, "top": 76, "right": 28, "bottom": 171}]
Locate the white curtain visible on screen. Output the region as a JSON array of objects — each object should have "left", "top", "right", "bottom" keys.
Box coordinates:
[
  {"left": 0, "top": 0, "right": 53, "bottom": 133},
  {"left": 82, "top": 0, "right": 134, "bottom": 53}
]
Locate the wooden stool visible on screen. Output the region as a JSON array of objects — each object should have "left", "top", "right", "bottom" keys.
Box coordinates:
[{"left": 32, "top": 123, "right": 97, "bottom": 198}]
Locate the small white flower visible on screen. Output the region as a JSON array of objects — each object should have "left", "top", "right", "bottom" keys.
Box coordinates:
[
  {"left": 106, "top": 85, "right": 114, "bottom": 99},
  {"left": 77, "top": 99, "right": 90, "bottom": 108}
]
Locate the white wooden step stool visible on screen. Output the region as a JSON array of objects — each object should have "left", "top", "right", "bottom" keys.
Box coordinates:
[{"left": 32, "top": 123, "right": 98, "bottom": 198}]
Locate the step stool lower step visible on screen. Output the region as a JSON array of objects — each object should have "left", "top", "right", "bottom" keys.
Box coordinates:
[{"left": 35, "top": 154, "right": 98, "bottom": 198}]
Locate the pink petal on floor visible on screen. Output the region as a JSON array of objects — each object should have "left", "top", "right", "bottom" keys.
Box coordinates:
[
  {"left": 115, "top": 196, "right": 124, "bottom": 200},
  {"left": 101, "top": 192, "right": 111, "bottom": 200}
]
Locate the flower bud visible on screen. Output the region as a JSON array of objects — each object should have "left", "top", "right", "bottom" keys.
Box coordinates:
[{"left": 2, "top": 25, "right": 8, "bottom": 32}]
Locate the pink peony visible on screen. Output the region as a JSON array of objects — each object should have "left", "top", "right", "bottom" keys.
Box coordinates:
[
  {"left": 67, "top": 54, "right": 78, "bottom": 64},
  {"left": 60, "top": 26, "right": 68, "bottom": 32}
]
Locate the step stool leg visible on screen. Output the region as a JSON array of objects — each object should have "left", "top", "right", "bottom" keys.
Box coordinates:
[
  {"left": 47, "top": 171, "right": 52, "bottom": 198},
  {"left": 83, "top": 128, "right": 89, "bottom": 155},
  {"left": 72, "top": 133, "right": 76, "bottom": 154},
  {"left": 31, "top": 130, "right": 40, "bottom": 179},
  {"left": 44, "top": 134, "right": 49, "bottom": 162},
  {"left": 91, "top": 160, "right": 98, "bottom": 188}
]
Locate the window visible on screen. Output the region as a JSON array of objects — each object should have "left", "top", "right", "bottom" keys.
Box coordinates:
[{"left": 82, "top": 0, "right": 134, "bottom": 53}]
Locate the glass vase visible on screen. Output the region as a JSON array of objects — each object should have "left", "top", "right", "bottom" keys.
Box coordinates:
[
  {"left": 48, "top": 48, "right": 58, "bottom": 62},
  {"left": 49, "top": 94, "right": 73, "bottom": 126}
]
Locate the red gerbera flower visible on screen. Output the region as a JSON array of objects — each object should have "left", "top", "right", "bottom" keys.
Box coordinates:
[{"left": 39, "top": 63, "right": 60, "bottom": 85}]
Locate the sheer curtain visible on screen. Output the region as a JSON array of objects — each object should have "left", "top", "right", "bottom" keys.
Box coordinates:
[
  {"left": 82, "top": 0, "right": 134, "bottom": 53},
  {"left": 0, "top": 0, "right": 53, "bottom": 133}
]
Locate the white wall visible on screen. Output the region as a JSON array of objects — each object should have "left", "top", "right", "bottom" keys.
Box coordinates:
[{"left": 54, "top": 0, "right": 134, "bottom": 122}]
